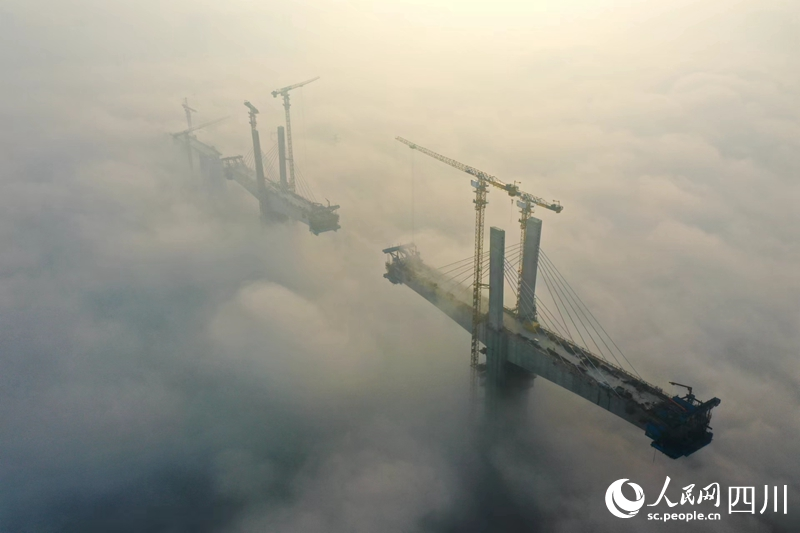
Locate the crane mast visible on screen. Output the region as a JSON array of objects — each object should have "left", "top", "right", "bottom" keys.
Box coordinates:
[
  {"left": 272, "top": 77, "right": 320, "bottom": 192},
  {"left": 182, "top": 98, "right": 197, "bottom": 129},
  {"left": 396, "top": 136, "right": 563, "bottom": 382},
  {"left": 471, "top": 180, "right": 488, "bottom": 387}
]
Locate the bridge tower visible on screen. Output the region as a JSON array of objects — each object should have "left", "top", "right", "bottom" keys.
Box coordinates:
[
  {"left": 384, "top": 138, "right": 720, "bottom": 458},
  {"left": 485, "top": 227, "right": 535, "bottom": 428},
  {"left": 518, "top": 216, "right": 543, "bottom": 323},
  {"left": 395, "top": 137, "right": 562, "bottom": 402},
  {"left": 244, "top": 101, "right": 269, "bottom": 223}
]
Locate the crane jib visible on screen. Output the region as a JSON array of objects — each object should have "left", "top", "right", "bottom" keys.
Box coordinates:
[{"left": 395, "top": 136, "right": 563, "bottom": 213}]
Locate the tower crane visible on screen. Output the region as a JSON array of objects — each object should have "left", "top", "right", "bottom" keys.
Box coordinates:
[
  {"left": 172, "top": 110, "right": 229, "bottom": 171},
  {"left": 271, "top": 77, "right": 320, "bottom": 192},
  {"left": 395, "top": 137, "right": 563, "bottom": 388},
  {"left": 171, "top": 115, "right": 229, "bottom": 139},
  {"left": 182, "top": 97, "right": 197, "bottom": 129}
]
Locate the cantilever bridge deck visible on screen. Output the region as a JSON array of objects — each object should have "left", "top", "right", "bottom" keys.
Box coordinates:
[
  {"left": 222, "top": 157, "right": 339, "bottom": 235},
  {"left": 173, "top": 97, "right": 339, "bottom": 236},
  {"left": 384, "top": 243, "right": 721, "bottom": 459}
]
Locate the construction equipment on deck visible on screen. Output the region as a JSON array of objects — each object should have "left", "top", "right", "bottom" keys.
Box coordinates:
[{"left": 669, "top": 381, "right": 694, "bottom": 396}]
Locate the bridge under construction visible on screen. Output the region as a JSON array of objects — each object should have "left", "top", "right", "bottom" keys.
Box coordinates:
[
  {"left": 385, "top": 139, "right": 720, "bottom": 459},
  {"left": 172, "top": 94, "right": 720, "bottom": 459},
  {"left": 172, "top": 78, "right": 340, "bottom": 235}
]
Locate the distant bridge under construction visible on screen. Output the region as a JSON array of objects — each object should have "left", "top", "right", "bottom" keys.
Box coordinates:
[{"left": 172, "top": 78, "right": 340, "bottom": 235}]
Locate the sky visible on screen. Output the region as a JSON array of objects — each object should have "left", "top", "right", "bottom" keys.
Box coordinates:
[{"left": 0, "top": 0, "right": 798, "bottom": 531}]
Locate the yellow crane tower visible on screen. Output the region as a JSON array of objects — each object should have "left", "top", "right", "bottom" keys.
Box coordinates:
[
  {"left": 271, "top": 77, "right": 320, "bottom": 192},
  {"left": 395, "top": 137, "right": 563, "bottom": 389}
]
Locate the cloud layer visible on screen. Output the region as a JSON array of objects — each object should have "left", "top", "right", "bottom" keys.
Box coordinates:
[{"left": 1, "top": 0, "right": 798, "bottom": 531}]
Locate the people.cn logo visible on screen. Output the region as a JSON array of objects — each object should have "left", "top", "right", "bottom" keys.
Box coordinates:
[{"left": 606, "top": 479, "right": 646, "bottom": 518}]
